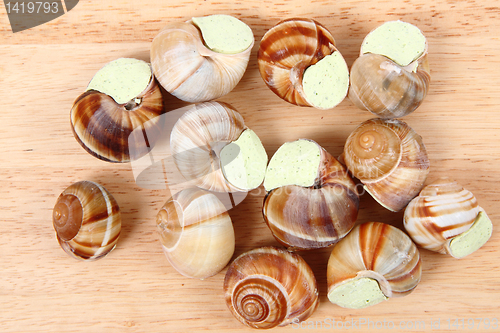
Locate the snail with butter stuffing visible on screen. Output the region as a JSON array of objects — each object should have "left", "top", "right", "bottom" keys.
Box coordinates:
[{"left": 404, "top": 177, "right": 493, "bottom": 258}]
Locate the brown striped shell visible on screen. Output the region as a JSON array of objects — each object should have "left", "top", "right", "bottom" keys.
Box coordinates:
[
  {"left": 156, "top": 188, "right": 235, "bottom": 279},
  {"left": 169, "top": 102, "right": 246, "bottom": 192},
  {"left": 327, "top": 222, "right": 421, "bottom": 307},
  {"left": 224, "top": 247, "right": 319, "bottom": 329},
  {"left": 263, "top": 141, "right": 359, "bottom": 250},
  {"left": 150, "top": 19, "right": 253, "bottom": 103},
  {"left": 404, "top": 178, "right": 481, "bottom": 255},
  {"left": 258, "top": 18, "right": 348, "bottom": 108},
  {"left": 52, "top": 181, "right": 121, "bottom": 260},
  {"left": 342, "top": 118, "right": 430, "bottom": 212},
  {"left": 70, "top": 74, "right": 165, "bottom": 163}
]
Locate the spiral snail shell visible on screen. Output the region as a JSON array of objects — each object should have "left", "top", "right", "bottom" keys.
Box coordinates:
[
  {"left": 70, "top": 58, "right": 165, "bottom": 163},
  {"left": 327, "top": 222, "right": 422, "bottom": 309},
  {"left": 262, "top": 139, "right": 359, "bottom": 250},
  {"left": 404, "top": 177, "right": 493, "bottom": 258},
  {"left": 150, "top": 14, "right": 254, "bottom": 103},
  {"left": 349, "top": 21, "right": 430, "bottom": 118},
  {"left": 170, "top": 101, "right": 268, "bottom": 192},
  {"left": 156, "top": 188, "right": 235, "bottom": 279},
  {"left": 53, "top": 181, "right": 121, "bottom": 260},
  {"left": 342, "top": 118, "right": 430, "bottom": 212},
  {"left": 258, "top": 18, "right": 349, "bottom": 109},
  {"left": 224, "top": 246, "right": 319, "bottom": 329}
]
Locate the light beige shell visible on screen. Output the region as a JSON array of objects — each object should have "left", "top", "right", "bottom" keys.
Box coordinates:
[
  {"left": 150, "top": 20, "right": 253, "bottom": 103},
  {"left": 53, "top": 181, "right": 121, "bottom": 261},
  {"left": 170, "top": 102, "right": 247, "bottom": 192},
  {"left": 327, "top": 222, "right": 421, "bottom": 306},
  {"left": 156, "top": 188, "right": 235, "bottom": 279},
  {"left": 404, "top": 177, "right": 482, "bottom": 255},
  {"left": 224, "top": 247, "right": 319, "bottom": 329},
  {"left": 263, "top": 142, "right": 359, "bottom": 250},
  {"left": 349, "top": 25, "right": 430, "bottom": 118},
  {"left": 342, "top": 118, "right": 430, "bottom": 212}
]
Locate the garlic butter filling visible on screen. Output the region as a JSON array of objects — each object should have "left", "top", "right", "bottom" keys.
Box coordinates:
[
  {"left": 192, "top": 15, "right": 253, "bottom": 54},
  {"left": 327, "top": 277, "right": 388, "bottom": 309},
  {"left": 449, "top": 210, "right": 493, "bottom": 259},
  {"left": 86, "top": 58, "right": 152, "bottom": 104}
]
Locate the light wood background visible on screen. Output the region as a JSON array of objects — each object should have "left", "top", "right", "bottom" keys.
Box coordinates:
[{"left": 1, "top": 0, "right": 500, "bottom": 332}]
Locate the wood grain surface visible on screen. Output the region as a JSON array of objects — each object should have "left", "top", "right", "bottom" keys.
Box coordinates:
[{"left": 1, "top": 0, "right": 500, "bottom": 332}]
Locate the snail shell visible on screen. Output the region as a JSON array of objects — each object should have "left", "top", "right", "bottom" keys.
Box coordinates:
[
  {"left": 404, "top": 177, "right": 493, "bottom": 258},
  {"left": 52, "top": 181, "right": 121, "bottom": 260},
  {"left": 327, "top": 222, "right": 421, "bottom": 309},
  {"left": 156, "top": 188, "right": 235, "bottom": 279},
  {"left": 224, "top": 246, "right": 319, "bottom": 329},
  {"left": 258, "top": 18, "right": 349, "bottom": 109},
  {"left": 349, "top": 21, "right": 430, "bottom": 118},
  {"left": 343, "top": 118, "right": 430, "bottom": 212},
  {"left": 170, "top": 101, "right": 268, "bottom": 192},
  {"left": 70, "top": 58, "right": 165, "bottom": 163},
  {"left": 150, "top": 15, "right": 254, "bottom": 103},
  {"left": 263, "top": 140, "right": 359, "bottom": 250}
]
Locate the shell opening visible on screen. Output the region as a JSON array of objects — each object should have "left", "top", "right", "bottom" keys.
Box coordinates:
[
  {"left": 448, "top": 210, "right": 493, "bottom": 259},
  {"left": 327, "top": 277, "right": 388, "bottom": 309},
  {"left": 53, "top": 194, "right": 83, "bottom": 241}
]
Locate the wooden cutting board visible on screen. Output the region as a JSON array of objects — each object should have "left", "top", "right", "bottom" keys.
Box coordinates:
[{"left": 1, "top": 0, "right": 499, "bottom": 332}]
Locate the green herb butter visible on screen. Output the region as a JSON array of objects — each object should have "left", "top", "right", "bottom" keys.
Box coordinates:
[
  {"left": 328, "top": 277, "right": 388, "bottom": 309},
  {"left": 192, "top": 15, "right": 253, "bottom": 54},
  {"left": 302, "top": 52, "right": 349, "bottom": 110},
  {"left": 449, "top": 211, "right": 493, "bottom": 259},
  {"left": 361, "top": 20, "right": 426, "bottom": 67},
  {"left": 86, "top": 58, "right": 152, "bottom": 104},
  {"left": 263, "top": 139, "right": 321, "bottom": 192}
]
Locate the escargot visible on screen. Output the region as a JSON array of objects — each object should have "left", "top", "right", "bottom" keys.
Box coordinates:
[
  {"left": 53, "top": 181, "right": 121, "bottom": 260},
  {"left": 156, "top": 188, "right": 235, "bottom": 279},
  {"left": 224, "top": 246, "right": 319, "bottom": 329},
  {"left": 258, "top": 18, "right": 349, "bottom": 110},
  {"left": 327, "top": 222, "right": 422, "bottom": 309},
  {"left": 170, "top": 101, "right": 268, "bottom": 192},
  {"left": 404, "top": 177, "right": 493, "bottom": 259},
  {"left": 150, "top": 14, "right": 254, "bottom": 103},
  {"left": 342, "top": 118, "right": 430, "bottom": 212},
  {"left": 349, "top": 20, "right": 430, "bottom": 118},
  {"left": 262, "top": 139, "right": 359, "bottom": 250},
  {"left": 70, "top": 58, "right": 165, "bottom": 163}
]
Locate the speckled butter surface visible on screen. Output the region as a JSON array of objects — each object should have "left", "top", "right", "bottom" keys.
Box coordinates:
[
  {"left": 263, "top": 139, "right": 321, "bottom": 192},
  {"left": 449, "top": 211, "right": 493, "bottom": 259},
  {"left": 220, "top": 129, "right": 268, "bottom": 190},
  {"left": 328, "top": 277, "right": 388, "bottom": 309},
  {"left": 86, "top": 58, "right": 151, "bottom": 104},
  {"left": 361, "top": 20, "right": 426, "bottom": 67},
  {"left": 302, "top": 52, "right": 349, "bottom": 109},
  {"left": 192, "top": 15, "right": 253, "bottom": 54}
]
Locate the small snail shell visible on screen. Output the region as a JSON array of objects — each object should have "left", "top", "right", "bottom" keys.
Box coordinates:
[
  {"left": 349, "top": 21, "right": 430, "bottom": 118},
  {"left": 70, "top": 58, "right": 165, "bottom": 163},
  {"left": 52, "top": 181, "right": 121, "bottom": 260},
  {"left": 170, "top": 101, "right": 268, "bottom": 192},
  {"left": 156, "top": 188, "right": 235, "bottom": 279},
  {"left": 258, "top": 18, "right": 349, "bottom": 109},
  {"left": 224, "top": 246, "right": 319, "bottom": 329},
  {"left": 343, "top": 118, "right": 430, "bottom": 212},
  {"left": 262, "top": 139, "right": 359, "bottom": 250},
  {"left": 150, "top": 15, "right": 254, "bottom": 103},
  {"left": 404, "top": 177, "right": 493, "bottom": 258},
  {"left": 327, "top": 222, "right": 421, "bottom": 309}
]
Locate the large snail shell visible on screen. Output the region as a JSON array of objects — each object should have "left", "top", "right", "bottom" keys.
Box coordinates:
[
  {"left": 156, "top": 188, "right": 235, "bottom": 279},
  {"left": 170, "top": 101, "right": 267, "bottom": 192},
  {"left": 258, "top": 18, "right": 349, "bottom": 109},
  {"left": 349, "top": 21, "right": 430, "bottom": 118},
  {"left": 263, "top": 141, "right": 359, "bottom": 250},
  {"left": 150, "top": 17, "right": 253, "bottom": 103},
  {"left": 224, "top": 247, "right": 319, "bottom": 329},
  {"left": 53, "top": 181, "right": 121, "bottom": 260},
  {"left": 327, "top": 222, "right": 421, "bottom": 309},
  {"left": 70, "top": 59, "right": 165, "bottom": 163},
  {"left": 404, "top": 178, "right": 493, "bottom": 258},
  {"left": 343, "top": 118, "right": 430, "bottom": 212}
]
